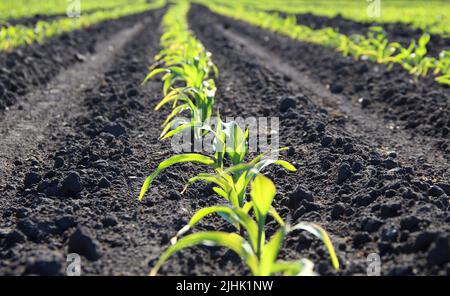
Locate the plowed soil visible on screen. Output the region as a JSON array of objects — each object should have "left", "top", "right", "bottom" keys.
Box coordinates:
[{"left": 0, "top": 6, "right": 448, "bottom": 276}]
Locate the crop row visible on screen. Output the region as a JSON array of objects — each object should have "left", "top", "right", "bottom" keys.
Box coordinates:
[
  {"left": 205, "top": 0, "right": 450, "bottom": 36},
  {"left": 195, "top": 1, "right": 450, "bottom": 86},
  {"left": 0, "top": 0, "right": 166, "bottom": 52},
  {"left": 0, "top": 0, "right": 149, "bottom": 22},
  {"left": 139, "top": 0, "right": 339, "bottom": 276}
]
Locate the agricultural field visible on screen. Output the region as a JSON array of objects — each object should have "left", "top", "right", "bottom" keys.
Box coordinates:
[{"left": 0, "top": 0, "right": 448, "bottom": 279}]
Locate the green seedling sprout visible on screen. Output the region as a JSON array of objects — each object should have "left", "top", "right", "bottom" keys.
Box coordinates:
[
  {"left": 142, "top": 1, "right": 218, "bottom": 135},
  {"left": 195, "top": 0, "right": 450, "bottom": 86},
  {"left": 139, "top": 117, "right": 296, "bottom": 205},
  {"left": 150, "top": 174, "right": 339, "bottom": 276},
  {"left": 0, "top": 0, "right": 166, "bottom": 52},
  {"left": 137, "top": 0, "right": 340, "bottom": 277}
]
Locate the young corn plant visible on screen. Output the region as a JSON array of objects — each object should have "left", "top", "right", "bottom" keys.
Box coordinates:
[
  {"left": 436, "top": 73, "right": 450, "bottom": 86},
  {"left": 0, "top": 1, "right": 165, "bottom": 52},
  {"left": 197, "top": 1, "right": 450, "bottom": 86},
  {"left": 348, "top": 27, "right": 396, "bottom": 64},
  {"left": 342, "top": 28, "right": 434, "bottom": 77},
  {"left": 180, "top": 147, "right": 296, "bottom": 209},
  {"left": 150, "top": 174, "right": 339, "bottom": 276},
  {"left": 143, "top": 1, "right": 218, "bottom": 137},
  {"left": 397, "top": 33, "right": 434, "bottom": 76},
  {"left": 156, "top": 84, "right": 217, "bottom": 140},
  {"left": 139, "top": 1, "right": 339, "bottom": 276},
  {"left": 434, "top": 51, "right": 450, "bottom": 85},
  {"left": 139, "top": 117, "right": 296, "bottom": 209}
]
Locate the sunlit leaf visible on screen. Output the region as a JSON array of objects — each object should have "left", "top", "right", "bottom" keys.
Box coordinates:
[
  {"left": 288, "top": 222, "right": 339, "bottom": 270},
  {"left": 139, "top": 154, "right": 215, "bottom": 200},
  {"left": 150, "top": 232, "right": 258, "bottom": 276},
  {"left": 250, "top": 174, "right": 276, "bottom": 219}
]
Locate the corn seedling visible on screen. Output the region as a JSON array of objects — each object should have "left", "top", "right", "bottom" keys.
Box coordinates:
[
  {"left": 0, "top": 0, "right": 151, "bottom": 21},
  {"left": 150, "top": 174, "right": 339, "bottom": 276},
  {"left": 205, "top": 0, "right": 450, "bottom": 36},
  {"left": 195, "top": 1, "right": 450, "bottom": 86},
  {"left": 180, "top": 148, "right": 297, "bottom": 208},
  {"left": 143, "top": 1, "right": 218, "bottom": 136},
  {"left": 139, "top": 1, "right": 339, "bottom": 276},
  {"left": 139, "top": 118, "right": 297, "bottom": 208},
  {"left": 0, "top": 0, "right": 166, "bottom": 51},
  {"left": 434, "top": 51, "right": 450, "bottom": 86}
]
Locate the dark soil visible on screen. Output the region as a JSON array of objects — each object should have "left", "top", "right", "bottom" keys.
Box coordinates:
[
  {"left": 0, "top": 7, "right": 248, "bottom": 276},
  {"left": 0, "top": 5, "right": 449, "bottom": 276},
  {"left": 0, "top": 11, "right": 154, "bottom": 111},
  {"left": 189, "top": 6, "right": 449, "bottom": 275},
  {"left": 284, "top": 12, "right": 450, "bottom": 58}
]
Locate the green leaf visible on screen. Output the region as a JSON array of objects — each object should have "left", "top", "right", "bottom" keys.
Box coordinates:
[
  {"left": 143, "top": 68, "right": 168, "bottom": 83},
  {"left": 273, "top": 160, "right": 297, "bottom": 171},
  {"left": 248, "top": 147, "right": 289, "bottom": 165},
  {"left": 260, "top": 228, "right": 285, "bottom": 275},
  {"left": 150, "top": 231, "right": 258, "bottom": 276},
  {"left": 289, "top": 222, "right": 339, "bottom": 270},
  {"left": 418, "top": 33, "right": 430, "bottom": 48},
  {"left": 242, "top": 201, "right": 253, "bottom": 214},
  {"left": 138, "top": 154, "right": 215, "bottom": 200},
  {"left": 155, "top": 91, "right": 179, "bottom": 111},
  {"left": 168, "top": 66, "right": 186, "bottom": 77},
  {"left": 212, "top": 186, "right": 228, "bottom": 199},
  {"left": 160, "top": 117, "right": 189, "bottom": 139},
  {"left": 271, "top": 259, "right": 316, "bottom": 276},
  {"left": 155, "top": 87, "right": 194, "bottom": 111},
  {"left": 253, "top": 159, "right": 297, "bottom": 176},
  {"left": 250, "top": 174, "right": 276, "bottom": 219},
  {"left": 171, "top": 206, "right": 238, "bottom": 244},
  {"left": 232, "top": 208, "right": 260, "bottom": 253},
  {"left": 269, "top": 207, "right": 285, "bottom": 226},
  {"left": 181, "top": 173, "right": 230, "bottom": 195},
  {"left": 161, "top": 104, "right": 190, "bottom": 127},
  {"left": 163, "top": 73, "right": 173, "bottom": 95},
  {"left": 161, "top": 122, "right": 194, "bottom": 139}
]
